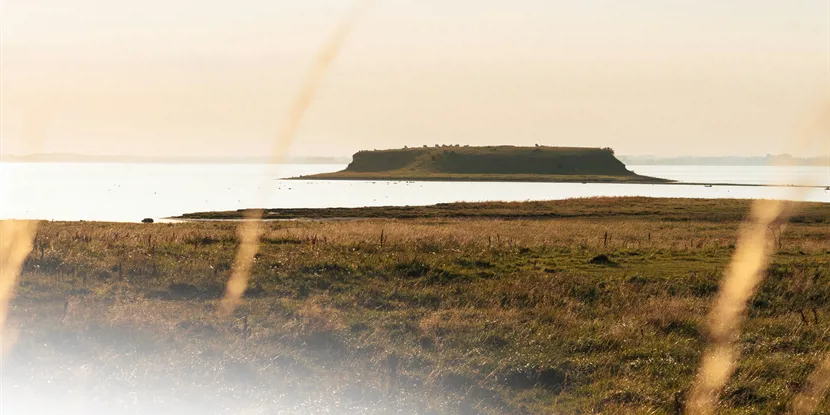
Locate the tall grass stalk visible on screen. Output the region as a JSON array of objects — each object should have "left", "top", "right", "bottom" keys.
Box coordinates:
[
  {"left": 221, "top": 0, "right": 373, "bottom": 316},
  {"left": 790, "top": 355, "right": 830, "bottom": 415},
  {"left": 0, "top": 220, "right": 38, "bottom": 353},
  {"left": 685, "top": 200, "right": 789, "bottom": 414}
]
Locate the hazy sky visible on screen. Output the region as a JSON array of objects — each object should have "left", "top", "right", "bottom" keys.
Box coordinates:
[{"left": 1, "top": 1, "right": 829, "bottom": 158}]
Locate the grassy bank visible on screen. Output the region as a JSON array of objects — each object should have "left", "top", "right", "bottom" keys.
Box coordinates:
[
  {"left": 297, "top": 146, "right": 669, "bottom": 183},
  {"left": 178, "top": 197, "right": 830, "bottom": 222},
  {"left": 5, "top": 198, "right": 830, "bottom": 413}
]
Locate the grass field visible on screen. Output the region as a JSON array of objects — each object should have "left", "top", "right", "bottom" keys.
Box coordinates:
[{"left": 4, "top": 197, "right": 830, "bottom": 414}]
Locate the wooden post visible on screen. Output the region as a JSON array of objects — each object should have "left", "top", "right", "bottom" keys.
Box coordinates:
[
  {"left": 387, "top": 354, "right": 399, "bottom": 394},
  {"left": 61, "top": 299, "right": 70, "bottom": 325},
  {"left": 242, "top": 315, "right": 250, "bottom": 352}
]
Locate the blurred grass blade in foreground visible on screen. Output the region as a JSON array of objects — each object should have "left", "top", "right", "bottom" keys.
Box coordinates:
[
  {"left": 0, "top": 220, "right": 38, "bottom": 354},
  {"left": 220, "top": 0, "right": 374, "bottom": 316}
]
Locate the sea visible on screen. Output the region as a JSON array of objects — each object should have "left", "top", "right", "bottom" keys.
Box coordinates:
[{"left": 0, "top": 163, "right": 827, "bottom": 222}]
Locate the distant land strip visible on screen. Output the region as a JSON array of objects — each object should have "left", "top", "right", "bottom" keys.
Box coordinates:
[
  {"left": 175, "top": 197, "right": 830, "bottom": 222},
  {"left": 0, "top": 154, "right": 351, "bottom": 164},
  {"left": 288, "top": 175, "right": 828, "bottom": 188},
  {"left": 290, "top": 172, "right": 671, "bottom": 183},
  {"left": 292, "top": 146, "right": 829, "bottom": 186},
  {"left": 3, "top": 152, "right": 826, "bottom": 166},
  {"left": 618, "top": 154, "right": 830, "bottom": 166}
]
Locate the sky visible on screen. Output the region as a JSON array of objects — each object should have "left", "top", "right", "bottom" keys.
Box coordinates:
[{"left": 1, "top": 0, "right": 829, "bottom": 158}]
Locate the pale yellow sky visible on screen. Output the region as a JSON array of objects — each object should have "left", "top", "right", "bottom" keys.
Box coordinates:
[{"left": 1, "top": 1, "right": 829, "bottom": 158}]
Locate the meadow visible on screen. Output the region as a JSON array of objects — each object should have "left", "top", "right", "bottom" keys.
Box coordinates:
[{"left": 3, "top": 197, "right": 829, "bottom": 414}]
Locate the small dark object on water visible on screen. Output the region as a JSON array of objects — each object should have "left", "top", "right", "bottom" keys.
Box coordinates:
[
  {"left": 589, "top": 254, "right": 615, "bottom": 265},
  {"left": 704, "top": 184, "right": 713, "bottom": 188},
  {"left": 141, "top": 218, "right": 154, "bottom": 224}
]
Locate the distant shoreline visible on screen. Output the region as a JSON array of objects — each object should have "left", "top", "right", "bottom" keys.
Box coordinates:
[
  {"left": 291, "top": 173, "right": 673, "bottom": 184},
  {"left": 0, "top": 155, "right": 351, "bottom": 164},
  {"left": 618, "top": 155, "right": 830, "bottom": 167},
  {"left": 2, "top": 154, "right": 826, "bottom": 166},
  {"left": 174, "top": 196, "right": 830, "bottom": 221},
  {"left": 287, "top": 175, "right": 828, "bottom": 189}
]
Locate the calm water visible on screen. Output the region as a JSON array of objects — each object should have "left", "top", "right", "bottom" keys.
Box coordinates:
[{"left": 0, "top": 163, "right": 827, "bottom": 222}]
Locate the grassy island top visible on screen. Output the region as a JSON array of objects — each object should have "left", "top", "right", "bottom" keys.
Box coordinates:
[{"left": 295, "top": 145, "right": 670, "bottom": 183}]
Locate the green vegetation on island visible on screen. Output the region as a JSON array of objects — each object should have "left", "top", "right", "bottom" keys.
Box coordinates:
[
  {"left": 6, "top": 197, "right": 830, "bottom": 413},
  {"left": 296, "top": 146, "right": 670, "bottom": 183}
]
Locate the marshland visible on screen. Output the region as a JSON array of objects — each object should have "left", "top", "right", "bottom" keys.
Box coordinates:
[{"left": 3, "top": 197, "right": 829, "bottom": 414}]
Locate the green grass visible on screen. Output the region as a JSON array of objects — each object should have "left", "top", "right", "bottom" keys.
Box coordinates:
[
  {"left": 5, "top": 197, "right": 830, "bottom": 414},
  {"left": 296, "top": 145, "right": 670, "bottom": 183}
]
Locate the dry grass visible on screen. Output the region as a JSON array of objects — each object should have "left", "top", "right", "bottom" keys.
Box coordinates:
[{"left": 4, "top": 198, "right": 829, "bottom": 413}]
